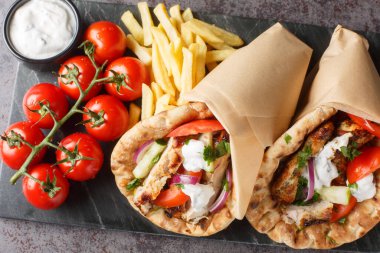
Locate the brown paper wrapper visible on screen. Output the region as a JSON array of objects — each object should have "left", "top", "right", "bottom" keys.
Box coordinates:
[
  {"left": 184, "top": 23, "right": 312, "bottom": 219},
  {"left": 296, "top": 25, "right": 380, "bottom": 122}
]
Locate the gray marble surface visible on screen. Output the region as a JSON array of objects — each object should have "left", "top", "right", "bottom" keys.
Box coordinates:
[{"left": 0, "top": 0, "right": 379, "bottom": 252}]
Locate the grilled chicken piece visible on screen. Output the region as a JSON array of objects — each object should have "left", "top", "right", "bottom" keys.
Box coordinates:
[
  {"left": 134, "top": 138, "right": 183, "bottom": 213},
  {"left": 283, "top": 200, "right": 333, "bottom": 228},
  {"left": 331, "top": 150, "right": 347, "bottom": 186},
  {"left": 165, "top": 204, "right": 188, "bottom": 219},
  {"left": 203, "top": 155, "right": 230, "bottom": 204},
  {"left": 271, "top": 121, "right": 335, "bottom": 204}
]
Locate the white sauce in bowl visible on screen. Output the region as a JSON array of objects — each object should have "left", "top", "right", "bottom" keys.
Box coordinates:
[{"left": 9, "top": 0, "right": 76, "bottom": 59}]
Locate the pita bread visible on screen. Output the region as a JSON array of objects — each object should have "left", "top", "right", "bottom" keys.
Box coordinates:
[
  {"left": 245, "top": 105, "right": 380, "bottom": 249},
  {"left": 111, "top": 102, "right": 234, "bottom": 236}
]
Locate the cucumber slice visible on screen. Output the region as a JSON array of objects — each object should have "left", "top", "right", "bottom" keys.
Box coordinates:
[
  {"left": 199, "top": 132, "right": 215, "bottom": 173},
  {"left": 133, "top": 141, "right": 167, "bottom": 179},
  {"left": 319, "top": 186, "right": 351, "bottom": 205}
]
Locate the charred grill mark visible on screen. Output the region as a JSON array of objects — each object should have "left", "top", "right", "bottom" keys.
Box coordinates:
[
  {"left": 165, "top": 205, "right": 187, "bottom": 219},
  {"left": 303, "top": 219, "right": 329, "bottom": 227}
]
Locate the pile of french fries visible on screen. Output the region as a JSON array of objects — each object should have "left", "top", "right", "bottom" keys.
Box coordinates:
[{"left": 122, "top": 2, "right": 243, "bottom": 128}]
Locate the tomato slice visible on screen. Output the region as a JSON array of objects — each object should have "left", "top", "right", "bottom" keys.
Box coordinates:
[
  {"left": 347, "top": 146, "right": 380, "bottom": 184},
  {"left": 177, "top": 166, "right": 203, "bottom": 178},
  {"left": 330, "top": 196, "right": 357, "bottom": 223},
  {"left": 348, "top": 114, "right": 380, "bottom": 138},
  {"left": 167, "top": 120, "right": 224, "bottom": 137},
  {"left": 153, "top": 185, "right": 190, "bottom": 208}
]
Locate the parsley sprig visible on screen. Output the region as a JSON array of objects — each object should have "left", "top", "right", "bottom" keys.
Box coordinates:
[
  {"left": 297, "top": 145, "right": 312, "bottom": 170},
  {"left": 203, "top": 140, "right": 231, "bottom": 165},
  {"left": 340, "top": 141, "right": 361, "bottom": 161}
]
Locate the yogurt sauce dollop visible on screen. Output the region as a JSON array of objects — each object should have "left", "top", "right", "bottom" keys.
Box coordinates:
[{"left": 9, "top": 0, "right": 76, "bottom": 59}]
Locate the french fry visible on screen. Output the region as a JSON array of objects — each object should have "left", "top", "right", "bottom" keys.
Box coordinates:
[
  {"left": 125, "top": 34, "right": 152, "bottom": 65},
  {"left": 206, "top": 49, "right": 235, "bottom": 63},
  {"left": 182, "top": 8, "right": 193, "bottom": 22},
  {"left": 194, "top": 36, "right": 207, "bottom": 84},
  {"left": 121, "top": 11, "right": 144, "bottom": 45},
  {"left": 180, "top": 23, "right": 194, "bottom": 47},
  {"left": 206, "top": 62, "right": 218, "bottom": 72},
  {"left": 183, "top": 20, "right": 225, "bottom": 49},
  {"left": 177, "top": 47, "right": 194, "bottom": 105},
  {"left": 138, "top": 2, "right": 154, "bottom": 46},
  {"left": 153, "top": 3, "right": 181, "bottom": 43},
  {"left": 152, "top": 42, "right": 176, "bottom": 97},
  {"left": 189, "top": 43, "right": 199, "bottom": 86},
  {"left": 151, "top": 27, "right": 172, "bottom": 76},
  {"left": 155, "top": 94, "right": 170, "bottom": 114},
  {"left": 169, "top": 5, "right": 183, "bottom": 30},
  {"left": 141, "top": 83, "right": 154, "bottom": 120},
  {"left": 151, "top": 82, "right": 164, "bottom": 100},
  {"left": 168, "top": 40, "right": 183, "bottom": 91},
  {"left": 188, "top": 19, "right": 244, "bottom": 47},
  {"left": 128, "top": 103, "right": 141, "bottom": 129}
]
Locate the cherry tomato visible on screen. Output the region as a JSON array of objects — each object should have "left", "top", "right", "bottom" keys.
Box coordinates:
[
  {"left": 23, "top": 164, "right": 69, "bottom": 210},
  {"left": 0, "top": 121, "right": 46, "bottom": 170},
  {"left": 153, "top": 184, "right": 190, "bottom": 208},
  {"left": 330, "top": 196, "right": 357, "bottom": 223},
  {"left": 105, "top": 57, "right": 150, "bottom": 101},
  {"left": 56, "top": 133, "right": 104, "bottom": 181},
  {"left": 348, "top": 114, "right": 380, "bottom": 138},
  {"left": 23, "top": 83, "right": 69, "bottom": 129},
  {"left": 167, "top": 120, "right": 224, "bottom": 137},
  {"left": 82, "top": 95, "right": 129, "bottom": 141},
  {"left": 84, "top": 21, "right": 127, "bottom": 64},
  {"left": 58, "top": 55, "right": 102, "bottom": 101},
  {"left": 347, "top": 146, "right": 380, "bottom": 184}
]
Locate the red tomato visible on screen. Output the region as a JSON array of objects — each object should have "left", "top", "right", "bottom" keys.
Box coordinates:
[
  {"left": 348, "top": 114, "right": 380, "bottom": 138},
  {"left": 83, "top": 95, "right": 129, "bottom": 141},
  {"left": 167, "top": 120, "right": 224, "bottom": 137},
  {"left": 347, "top": 146, "right": 380, "bottom": 184},
  {"left": 153, "top": 184, "right": 190, "bottom": 208},
  {"left": 177, "top": 166, "right": 203, "bottom": 179},
  {"left": 23, "top": 83, "right": 69, "bottom": 129},
  {"left": 22, "top": 164, "right": 69, "bottom": 210},
  {"left": 84, "top": 21, "right": 127, "bottom": 64},
  {"left": 0, "top": 121, "right": 46, "bottom": 170},
  {"left": 330, "top": 196, "right": 357, "bottom": 223},
  {"left": 105, "top": 57, "right": 150, "bottom": 101},
  {"left": 56, "top": 133, "right": 104, "bottom": 181},
  {"left": 58, "top": 55, "right": 102, "bottom": 101}
]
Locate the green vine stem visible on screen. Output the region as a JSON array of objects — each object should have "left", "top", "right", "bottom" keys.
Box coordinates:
[{"left": 9, "top": 41, "right": 126, "bottom": 185}]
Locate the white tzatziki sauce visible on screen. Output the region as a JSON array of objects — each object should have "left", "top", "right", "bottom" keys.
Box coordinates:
[
  {"left": 182, "top": 184, "right": 215, "bottom": 220},
  {"left": 313, "top": 133, "right": 352, "bottom": 190},
  {"left": 349, "top": 173, "right": 376, "bottom": 202},
  {"left": 9, "top": 0, "right": 76, "bottom": 59},
  {"left": 181, "top": 139, "right": 207, "bottom": 172}
]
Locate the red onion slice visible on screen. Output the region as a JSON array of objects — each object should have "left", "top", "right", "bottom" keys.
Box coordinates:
[
  {"left": 209, "top": 168, "right": 232, "bottom": 213},
  {"left": 169, "top": 174, "right": 199, "bottom": 185},
  {"left": 305, "top": 158, "right": 315, "bottom": 201},
  {"left": 133, "top": 140, "right": 153, "bottom": 163}
]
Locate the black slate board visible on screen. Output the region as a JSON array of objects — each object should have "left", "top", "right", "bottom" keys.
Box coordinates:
[{"left": 1, "top": 1, "right": 380, "bottom": 251}]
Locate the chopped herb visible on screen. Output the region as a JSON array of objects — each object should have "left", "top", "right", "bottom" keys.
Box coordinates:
[
  {"left": 203, "top": 140, "right": 231, "bottom": 166},
  {"left": 156, "top": 139, "right": 167, "bottom": 146},
  {"left": 203, "top": 145, "right": 216, "bottom": 165},
  {"left": 175, "top": 183, "right": 184, "bottom": 189},
  {"left": 326, "top": 235, "right": 337, "bottom": 245},
  {"left": 216, "top": 140, "right": 230, "bottom": 157},
  {"left": 222, "top": 178, "right": 229, "bottom": 191},
  {"left": 184, "top": 138, "right": 191, "bottom": 145},
  {"left": 348, "top": 182, "right": 358, "bottom": 191},
  {"left": 340, "top": 142, "right": 361, "bottom": 161},
  {"left": 312, "top": 191, "right": 320, "bottom": 202},
  {"left": 126, "top": 178, "right": 141, "bottom": 191},
  {"left": 338, "top": 217, "right": 346, "bottom": 224},
  {"left": 297, "top": 145, "right": 312, "bottom": 170},
  {"left": 295, "top": 176, "right": 308, "bottom": 201},
  {"left": 149, "top": 153, "right": 162, "bottom": 168},
  {"left": 284, "top": 134, "right": 292, "bottom": 144}
]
